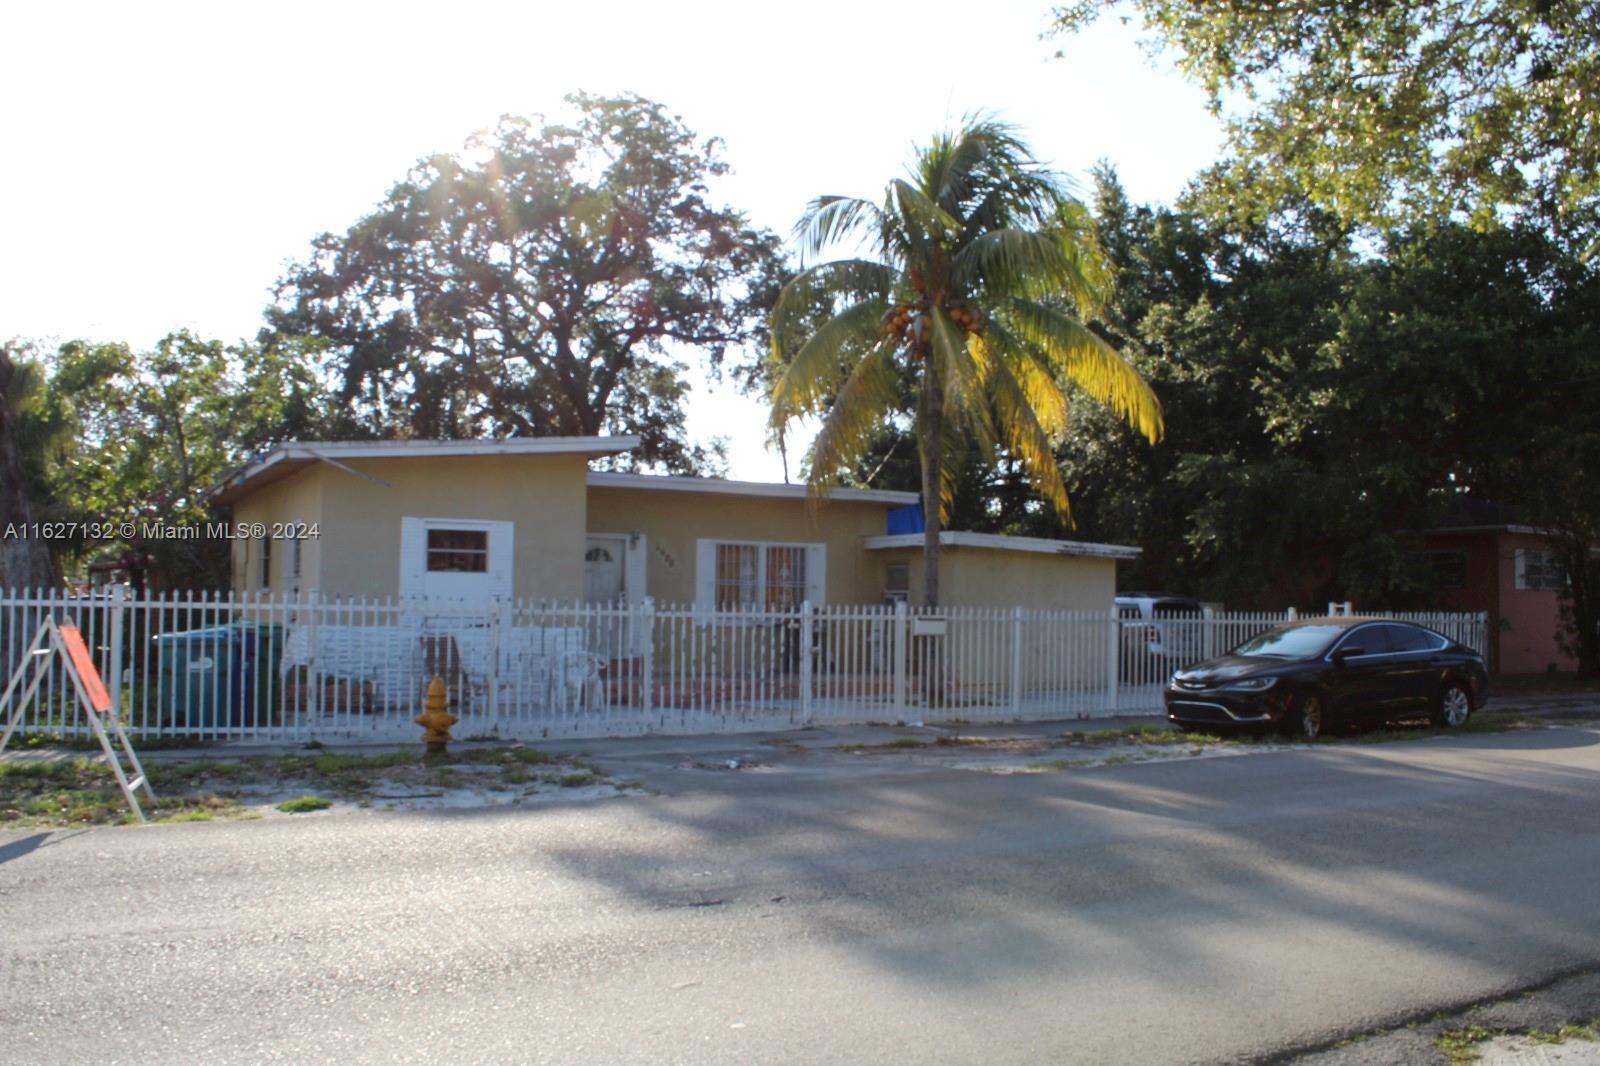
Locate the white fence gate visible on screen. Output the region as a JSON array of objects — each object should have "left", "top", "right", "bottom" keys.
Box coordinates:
[{"left": 0, "top": 588, "right": 1488, "bottom": 743}]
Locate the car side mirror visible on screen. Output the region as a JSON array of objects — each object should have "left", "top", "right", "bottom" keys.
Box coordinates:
[{"left": 1332, "top": 645, "right": 1364, "bottom": 663}]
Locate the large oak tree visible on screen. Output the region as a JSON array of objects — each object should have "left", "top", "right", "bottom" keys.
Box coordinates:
[{"left": 269, "top": 93, "right": 786, "bottom": 472}]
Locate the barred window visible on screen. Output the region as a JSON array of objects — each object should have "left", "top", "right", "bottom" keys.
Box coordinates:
[
  {"left": 711, "top": 541, "right": 812, "bottom": 610},
  {"left": 1515, "top": 549, "right": 1564, "bottom": 591},
  {"left": 1428, "top": 550, "right": 1466, "bottom": 590}
]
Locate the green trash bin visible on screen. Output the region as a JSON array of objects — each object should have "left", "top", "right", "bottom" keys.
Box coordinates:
[{"left": 155, "top": 622, "right": 284, "bottom": 732}]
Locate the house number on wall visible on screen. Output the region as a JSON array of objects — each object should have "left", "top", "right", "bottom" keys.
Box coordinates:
[{"left": 654, "top": 543, "right": 677, "bottom": 568}]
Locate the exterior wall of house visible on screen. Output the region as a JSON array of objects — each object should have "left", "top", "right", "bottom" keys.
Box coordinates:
[
  {"left": 230, "top": 466, "right": 325, "bottom": 595},
  {"left": 229, "top": 455, "right": 590, "bottom": 602},
  {"left": 866, "top": 545, "right": 1117, "bottom": 610},
  {"left": 944, "top": 548, "right": 1118, "bottom": 611},
  {"left": 1495, "top": 530, "right": 1576, "bottom": 674},
  {"left": 1425, "top": 527, "right": 1576, "bottom": 674},
  {"left": 584, "top": 487, "right": 893, "bottom": 605}
]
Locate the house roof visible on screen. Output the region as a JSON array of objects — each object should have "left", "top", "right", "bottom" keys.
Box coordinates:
[
  {"left": 862, "top": 530, "right": 1142, "bottom": 560},
  {"left": 587, "top": 471, "right": 918, "bottom": 506},
  {"left": 1426, "top": 497, "right": 1541, "bottom": 536},
  {"left": 212, "top": 437, "right": 640, "bottom": 503}
]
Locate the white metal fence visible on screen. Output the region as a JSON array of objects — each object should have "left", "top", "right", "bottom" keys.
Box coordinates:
[{"left": 0, "top": 588, "right": 1488, "bottom": 743}]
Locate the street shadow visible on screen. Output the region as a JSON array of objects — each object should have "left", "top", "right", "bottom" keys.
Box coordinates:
[
  {"left": 0, "top": 828, "right": 87, "bottom": 866},
  {"left": 501, "top": 723, "right": 1600, "bottom": 1013}
]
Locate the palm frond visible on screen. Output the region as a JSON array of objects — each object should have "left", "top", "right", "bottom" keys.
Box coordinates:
[
  {"left": 889, "top": 179, "right": 961, "bottom": 247},
  {"left": 987, "top": 359, "right": 1074, "bottom": 525},
  {"left": 793, "top": 196, "right": 885, "bottom": 264},
  {"left": 951, "top": 227, "right": 1105, "bottom": 313},
  {"left": 987, "top": 324, "right": 1070, "bottom": 437},
  {"left": 928, "top": 311, "right": 995, "bottom": 454},
  {"left": 802, "top": 340, "right": 901, "bottom": 491},
  {"left": 769, "top": 259, "right": 896, "bottom": 360},
  {"left": 769, "top": 298, "right": 889, "bottom": 425},
  {"left": 1003, "top": 298, "right": 1164, "bottom": 444}
]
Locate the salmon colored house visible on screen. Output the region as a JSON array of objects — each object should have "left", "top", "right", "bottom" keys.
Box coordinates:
[{"left": 1423, "top": 510, "right": 1576, "bottom": 675}]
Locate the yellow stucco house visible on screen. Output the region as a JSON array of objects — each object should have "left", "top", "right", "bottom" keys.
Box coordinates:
[{"left": 213, "top": 437, "right": 1137, "bottom": 611}]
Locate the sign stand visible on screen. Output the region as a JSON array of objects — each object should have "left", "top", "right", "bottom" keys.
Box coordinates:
[{"left": 0, "top": 616, "right": 155, "bottom": 823}]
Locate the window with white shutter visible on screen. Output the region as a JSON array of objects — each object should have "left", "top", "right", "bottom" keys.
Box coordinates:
[{"left": 695, "top": 539, "right": 825, "bottom": 614}]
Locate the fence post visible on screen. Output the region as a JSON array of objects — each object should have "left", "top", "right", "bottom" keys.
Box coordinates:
[
  {"left": 639, "top": 597, "right": 655, "bottom": 721},
  {"left": 1106, "top": 605, "right": 1120, "bottom": 713},
  {"left": 798, "top": 600, "right": 814, "bottom": 724},
  {"left": 107, "top": 583, "right": 126, "bottom": 725},
  {"left": 1201, "top": 604, "right": 1215, "bottom": 661},
  {"left": 1009, "top": 607, "right": 1023, "bottom": 715},
  {"left": 892, "top": 599, "right": 907, "bottom": 720},
  {"left": 304, "top": 589, "right": 320, "bottom": 731},
  {"left": 1286, "top": 606, "right": 1298, "bottom": 622},
  {"left": 486, "top": 597, "right": 501, "bottom": 727}
]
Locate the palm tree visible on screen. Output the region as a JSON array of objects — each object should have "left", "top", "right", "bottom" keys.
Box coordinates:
[{"left": 768, "top": 118, "right": 1163, "bottom": 606}]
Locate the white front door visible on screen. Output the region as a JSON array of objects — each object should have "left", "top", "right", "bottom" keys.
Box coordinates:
[
  {"left": 584, "top": 535, "right": 626, "bottom": 603},
  {"left": 400, "top": 518, "right": 514, "bottom": 605}
]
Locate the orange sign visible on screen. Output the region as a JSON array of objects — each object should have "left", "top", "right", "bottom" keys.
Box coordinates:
[{"left": 58, "top": 623, "right": 113, "bottom": 714}]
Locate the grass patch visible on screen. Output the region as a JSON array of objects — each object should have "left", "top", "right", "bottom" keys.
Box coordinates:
[
  {"left": 1436, "top": 1024, "right": 1501, "bottom": 1063},
  {"left": 0, "top": 758, "right": 240, "bottom": 826},
  {"left": 1318, "top": 711, "right": 1544, "bottom": 746},
  {"left": 1028, "top": 758, "right": 1095, "bottom": 772},
  {"left": 3, "top": 743, "right": 616, "bottom": 827},
  {"left": 276, "top": 794, "right": 332, "bottom": 814},
  {"left": 842, "top": 737, "right": 929, "bottom": 751},
  {"left": 1436, "top": 1017, "right": 1600, "bottom": 1063},
  {"left": 1062, "top": 724, "right": 1208, "bottom": 746}
]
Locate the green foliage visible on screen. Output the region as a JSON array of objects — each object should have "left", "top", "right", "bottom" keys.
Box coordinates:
[
  {"left": 31, "top": 331, "right": 326, "bottom": 587},
  {"left": 1052, "top": 168, "right": 1600, "bottom": 612},
  {"left": 268, "top": 93, "right": 785, "bottom": 473},
  {"left": 1052, "top": 0, "right": 1600, "bottom": 243},
  {"left": 275, "top": 794, "right": 333, "bottom": 814},
  {"left": 769, "top": 117, "right": 1161, "bottom": 603}
]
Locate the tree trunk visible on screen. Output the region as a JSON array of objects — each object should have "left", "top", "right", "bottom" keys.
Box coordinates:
[
  {"left": 0, "top": 348, "right": 56, "bottom": 592},
  {"left": 919, "top": 354, "right": 943, "bottom": 608},
  {"left": 1552, "top": 530, "right": 1600, "bottom": 677}
]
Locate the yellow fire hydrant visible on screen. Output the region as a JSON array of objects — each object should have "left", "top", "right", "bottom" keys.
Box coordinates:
[{"left": 415, "top": 676, "right": 458, "bottom": 756}]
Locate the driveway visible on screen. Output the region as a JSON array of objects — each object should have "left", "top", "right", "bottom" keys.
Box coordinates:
[{"left": 2, "top": 722, "right": 1599, "bottom": 1064}]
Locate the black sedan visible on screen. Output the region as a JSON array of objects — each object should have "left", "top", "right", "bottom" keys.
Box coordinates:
[{"left": 1164, "top": 617, "right": 1488, "bottom": 740}]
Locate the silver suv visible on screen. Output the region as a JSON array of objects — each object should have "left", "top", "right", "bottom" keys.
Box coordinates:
[{"left": 1116, "top": 593, "right": 1206, "bottom": 682}]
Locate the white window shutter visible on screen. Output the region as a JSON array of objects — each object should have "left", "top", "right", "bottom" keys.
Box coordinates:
[
  {"left": 1513, "top": 548, "right": 1528, "bottom": 590},
  {"left": 625, "top": 533, "right": 648, "bottom": 606},
  {"left": 694, "top": 539, "right": 717, "bottom": 620},
  {"left": 804, "top": 543, "right": 827, "bottom": 605},
  {"left": 399, "top": 517, "right": 425, "bottom": 600},
  {"left": 488, "top": 521, "right": 514, "bottom": 602}
]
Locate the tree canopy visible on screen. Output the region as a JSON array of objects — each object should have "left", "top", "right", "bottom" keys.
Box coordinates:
[
  {"left": 269, "top": 93, "right": 786, "bottom": 473},
  {"left": 21, "top": 332, "right": 326, "bottom": 588},
  {"left": 1053, "top": 1, "right": 1600, "bottom": 242}
]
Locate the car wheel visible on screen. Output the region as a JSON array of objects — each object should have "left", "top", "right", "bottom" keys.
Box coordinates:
[
  {"left": 1284, "top": 693, "right": 1324, "bottom": 741},
  {"left": 1433, "top": 681, "right": 1473, "bottom": 729}
]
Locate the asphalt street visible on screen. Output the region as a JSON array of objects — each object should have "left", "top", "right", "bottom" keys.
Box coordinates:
[{"left": 2, "top": 724, "right": 1599, "bottom": 1065}]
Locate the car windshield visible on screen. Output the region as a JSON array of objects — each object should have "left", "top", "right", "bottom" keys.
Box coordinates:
[{"left": 1233, "top": 624, "right": 1346, "bottom": 659}]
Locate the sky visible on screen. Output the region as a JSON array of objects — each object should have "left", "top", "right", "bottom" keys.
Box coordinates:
[{"left": 1, "top": 0, "right": 1222, "bottom": 482}]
